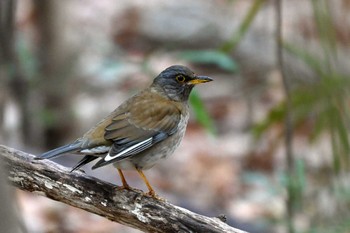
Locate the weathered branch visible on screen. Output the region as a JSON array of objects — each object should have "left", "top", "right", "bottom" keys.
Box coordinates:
[{"left": 0, "top": 145, "right": 247, "bottom": 233}]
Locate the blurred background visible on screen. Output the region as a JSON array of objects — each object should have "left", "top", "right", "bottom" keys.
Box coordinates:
[{"left": 1, "top": 0, "right": 350, "bottom": 232}]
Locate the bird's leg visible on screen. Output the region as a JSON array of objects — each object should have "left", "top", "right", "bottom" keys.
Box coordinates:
[
  {"left": 136, "top": 168, "right": 157, "bottom": 197},
  {"left": 117, "top": 169, "right": 130, "bottom": 189}
]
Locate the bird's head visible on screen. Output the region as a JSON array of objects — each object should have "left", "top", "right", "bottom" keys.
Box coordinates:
[{"left": 152, "top": 65, "right": 213, "bottom": 102}]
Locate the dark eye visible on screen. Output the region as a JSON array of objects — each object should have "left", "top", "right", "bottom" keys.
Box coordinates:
[{"left": 176, "top": 75, "right": 186, "bottom": 83}]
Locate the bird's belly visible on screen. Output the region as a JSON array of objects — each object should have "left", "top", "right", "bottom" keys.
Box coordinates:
[{"left": 113, "top": 113, "right": 188, "bottom": 170}]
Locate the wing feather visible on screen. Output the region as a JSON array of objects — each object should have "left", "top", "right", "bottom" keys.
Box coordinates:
[{"left": 93, "top": 90, "right": 183, "bottom": 169}]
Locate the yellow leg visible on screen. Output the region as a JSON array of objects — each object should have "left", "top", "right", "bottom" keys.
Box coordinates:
[
  {"left": 136, "top": 168, "right": 156, "bottom": 197},
  {"left": 118, "top": 169, "right": 130, "bottom": 189}
]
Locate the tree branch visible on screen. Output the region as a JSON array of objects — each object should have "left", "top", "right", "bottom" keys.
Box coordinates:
[{"left": 0, "top": 145, "right": 247, "bottom": 233}]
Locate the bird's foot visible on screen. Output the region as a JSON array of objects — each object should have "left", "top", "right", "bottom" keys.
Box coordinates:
[
  {"left": 115, "top": 185, "right": 145, "bottom": 195},
  {"left": 145, "top": 191, "right": 165, "bottom": 201},
  {"left": 115, "top": 184, "right": 131, "bottom": 191}
]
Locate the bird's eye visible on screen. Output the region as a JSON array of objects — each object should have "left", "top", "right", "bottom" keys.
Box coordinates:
[{"left": 176, "top": 75, "right": 186, "bottom": 83}]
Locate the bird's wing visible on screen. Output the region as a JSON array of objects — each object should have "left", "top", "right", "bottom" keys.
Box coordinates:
[{"left": 92, "top": 92, "right": 183, "bottom": 169}]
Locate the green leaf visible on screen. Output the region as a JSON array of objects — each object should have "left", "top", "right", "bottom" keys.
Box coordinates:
[
  {"left": 189, "top": 91, "right": 216, "bottom": 134},
  {"left": 179, "top": 50, "right": 238, "bottom": 73},
  {"left": 252, "top": 103, "right": 286, "bottom": 139}
]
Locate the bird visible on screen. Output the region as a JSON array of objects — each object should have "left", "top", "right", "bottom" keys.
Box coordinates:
[{"left": 36, "top": 65, "right": 213, "bottom": 198}]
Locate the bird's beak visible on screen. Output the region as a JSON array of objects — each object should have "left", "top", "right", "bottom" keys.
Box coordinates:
[{"left": 187, "top": 75, "right": 213, "bottom": 85}]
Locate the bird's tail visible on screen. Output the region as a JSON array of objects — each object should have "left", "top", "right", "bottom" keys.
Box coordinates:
[
  {"left": 36, "top": 141, "right": 82, "bottom": 160},
  {"left": 70, "top": 155, "right": 98, "bottom": 172}
]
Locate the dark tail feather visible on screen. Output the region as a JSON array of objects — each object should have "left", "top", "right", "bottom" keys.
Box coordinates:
[
  {"left": 70, "top": 155, "right": 98, "bottom": 172},
  {"left": 36, "top": 141, "right": 82, "bottom": 160}
]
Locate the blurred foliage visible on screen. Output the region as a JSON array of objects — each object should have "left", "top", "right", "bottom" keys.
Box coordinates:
[
  {"left": 178, "top": 49, "right": 238, "bottom": 133},
  {"left": 253, "top": 0, "right": 350, "bottom": 232},
  {"left": 281, "top": 159, "right": 306, "bottom": 211},
  {"left": 220, "top": 0, "right": 266, "bottom": 53},
  {"left": 179, "top": 50, "right": 238, "bottom": 72},
  {"left": 253, "top": 43, "right": 350, "bottom": 172},
  {"left": 178, "top": 0, "right": 267, "bottom": 133},
  {"left": 189, "top": 91, "right": 216, "bottom": 134},
  {"left": 311, "top": 0, "right": 337, "bottom": 60},
  {"left": 306, "top": 217, "right": 350, "bottom": 233},
  {"left": 17, "top": 37, "right": 37, "bottom": 79}
]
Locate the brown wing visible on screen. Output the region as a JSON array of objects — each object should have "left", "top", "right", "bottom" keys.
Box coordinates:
[
  {"left": 92, "top": 90, "right": 183, "bottom": 168},
  {"left": 104, "top": 90, "right": 181, "bottom": 142}
]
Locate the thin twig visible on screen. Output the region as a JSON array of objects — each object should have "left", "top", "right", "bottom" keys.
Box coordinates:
[
  {"left": 220, "top": 0, "right": 266, "bottom": 53},
  {"left": 275, "top": 1, "right": 295, "bottom": 233}
]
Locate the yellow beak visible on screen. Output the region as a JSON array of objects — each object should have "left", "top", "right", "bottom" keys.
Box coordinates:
[{"left": 187, "top": 76, "right": 213, "bottom": 85}]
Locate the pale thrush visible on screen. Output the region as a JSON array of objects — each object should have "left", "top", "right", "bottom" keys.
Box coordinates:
[{"left": 36, "top": 65, "right": 213, "bottom": 197}]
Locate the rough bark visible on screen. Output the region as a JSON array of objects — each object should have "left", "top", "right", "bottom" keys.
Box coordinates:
[
  {"left": 0, "top": 150, "right": 24, "bottom": 233},
  {"left": 0, "top": 145, "right": 247, "bottom": 233}
]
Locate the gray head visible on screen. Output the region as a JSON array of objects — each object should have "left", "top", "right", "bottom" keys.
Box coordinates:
[{"left": 152, "top": 65, "right": 213, "bottom": 102}]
